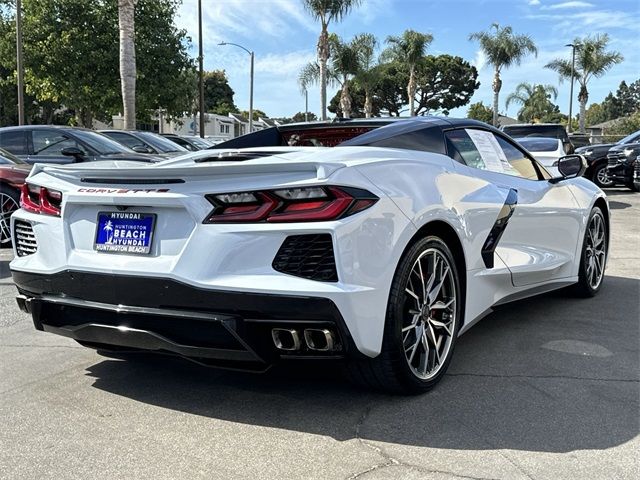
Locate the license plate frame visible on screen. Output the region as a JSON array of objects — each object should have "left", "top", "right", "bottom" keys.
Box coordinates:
[{"left": 94, "top": 211, "right": 156, "bottom": 255}]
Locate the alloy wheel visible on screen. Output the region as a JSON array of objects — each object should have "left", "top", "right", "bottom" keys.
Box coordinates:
[
  {"left": 585, "top": 213, "right": 606, "bottom": 290},
  {"left": 595, "top": 166, "right": 613, "bottom": 187},
  {"left": 402, "top": 248, "right": 457, "bottom": 380},
  {"left": 0, "top": 192, "right": 19, "bottom": 245}
]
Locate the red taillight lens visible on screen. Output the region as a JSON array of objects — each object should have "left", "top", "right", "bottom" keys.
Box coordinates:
[
  {"left": 20, "top": 184, "right": 62, "bottom": 216},
  {"left": 204, "top": 186, "right": 378, "bottom": 223}
]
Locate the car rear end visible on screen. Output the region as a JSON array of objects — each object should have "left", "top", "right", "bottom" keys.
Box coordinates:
[{"left": 9, "top": 155, "right": 405, "bottom": 370}]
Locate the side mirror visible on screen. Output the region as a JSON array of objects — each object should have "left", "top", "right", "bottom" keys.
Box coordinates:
[
  {"left": 132, "top": 145, "right": 153, "bottom": 154},
  {"left": 550, "top": 154, "right": 586, "bottom": 183},
  {"left": 61, "top": 147, "right": 85, "bottom": 161}
]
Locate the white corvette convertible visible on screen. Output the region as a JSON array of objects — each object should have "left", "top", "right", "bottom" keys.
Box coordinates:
[{"left": 10, "top": 118, "right": 608, "bottom": 393}]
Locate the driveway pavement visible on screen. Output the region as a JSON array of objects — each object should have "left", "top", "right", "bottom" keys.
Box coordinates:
[{"left": 0, "top": 189, "right": 638, "bottom": 480}]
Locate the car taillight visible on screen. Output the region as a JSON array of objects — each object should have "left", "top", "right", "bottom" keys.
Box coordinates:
[
  {"left": 20, "top": 184, "right": 63, "bottom": 216},
  {"left": 204, "top": 186, "right": 378, "bottom": 223}
]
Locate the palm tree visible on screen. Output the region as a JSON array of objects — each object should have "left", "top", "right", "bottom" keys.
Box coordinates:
[
  {"left": 384, "top": 29, "right": 433, "bottom": 116},
  {"left": 469, "top": 23, "right": 537, "bottom": 127},
  {"left": 118, "top": 0, "right": 137, "bottom": 130},
  {"left": 298, "top": 35, "right": 359, "bottom": 118},
  {"left": 506, "top": 82, "right": 558, "bottom": 122},
  {"left": 352, "top": 33, "right": 378, "bottom": 118},
  {"left": 545, "top": 34, "right": 623, "bottom": 133},
  {"left": 302, "top": 0, "right": 362, "bottom": 121}
]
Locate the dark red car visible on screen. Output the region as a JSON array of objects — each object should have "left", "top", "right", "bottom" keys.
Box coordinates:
[{"left": 1, "top": 147, "right": 31, "bottom": 246}]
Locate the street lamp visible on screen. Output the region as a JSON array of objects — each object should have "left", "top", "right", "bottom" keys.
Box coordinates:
[
  {"left": 565, "top": 43, "right": 580, "bottom": 134},
  {"left": 304, "top": 89, "right": 308, "bottom": 122},
  {"left": 219, "top": 41, "right": 254, "bottom": 133},
  {"left": 197, "top": 0, "right": 205, "bottom": 138}
]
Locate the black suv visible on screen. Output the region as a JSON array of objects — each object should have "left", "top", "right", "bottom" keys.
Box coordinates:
[
  {"left": 606, "top": 141, "right": 640, "bottom": 192},
  {"left": 501, "top": 124, "right": 574, "bottom": 154},
  {"left": 0, "top": 126, "right": 157, "bottom": 164},
  {"left": 575, "top": 130, "right": 640, "bottom": 188}
]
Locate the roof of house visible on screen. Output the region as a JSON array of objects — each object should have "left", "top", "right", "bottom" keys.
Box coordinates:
[
  {"left": 229, "top": 113, "right": 249, "bottom": 123},
  {"left": 587, "top": 117, "right": 626, "bottom": 130}
]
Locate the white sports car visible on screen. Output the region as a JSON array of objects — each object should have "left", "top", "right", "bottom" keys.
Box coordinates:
[{"left": 10, "top": 118, "right": 609, "bottom": 394}]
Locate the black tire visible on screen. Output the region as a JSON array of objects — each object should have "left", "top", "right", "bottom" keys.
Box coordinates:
[
  {"left": 572, "top": 207, "right": 607, "bottom": 297},
  {"left": 345, "top": 236, "right": 462, "bottom": 394},
  {"left": 590, "top": 162, "right": 613, "bottom": 189},
  {"left": 0, "top": 184, "right": 20, "bottom": 247},
  {"left": 626, "top": 181, "right": 640, "bottom": 192}
]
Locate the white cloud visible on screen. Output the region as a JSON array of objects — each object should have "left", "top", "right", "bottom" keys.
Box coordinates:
[
  {"left": 527, "top": 9, "right": 640, "bottom": 33},
  {"left": 528, "top": 0, "right": 541, "bottom": 5},
  {"left": 542, "top": 1, "right": 594, "bottom": 10},
  {"left": 473, "top": 49, "right": 487, "bottom": 72}
]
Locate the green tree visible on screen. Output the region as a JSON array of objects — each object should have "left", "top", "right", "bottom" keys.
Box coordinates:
[
  {"left": 240, "top": 109, "right": 267, "bottom": 121},
  {"left": 352, "top": 33, "right": 378, "bottom": 118},
  {"left": 203, "top": 70, "right": 238, "bottom": 115},
  {"left": 414, "top": 54, "right": 479, "bottom": 115},
  {"left": 302, "top": 0, "right": 361, "bottom": 121},
  {"left": 467, "top": 102, "right": 493, "bottom": 124},
  {"left": 383, "top": 29, "right": 433, "bottom": 116},
  {"left": 505, "top": 82, "right": 558, "bottom": 122},
  {"left": 584, "top": 102, "right": 607, "bottom": 126},
  {"left": 292, "top": 111, "right": 318, "bottom": 122},
  {"left": 469, "top": 23, "right": 537, "bottom": 127},
  {"left": 545, "top": 34, "right": 623, "bottom": 133}
]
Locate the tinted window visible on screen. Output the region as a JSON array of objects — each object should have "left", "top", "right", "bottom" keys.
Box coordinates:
[
  {"left": 32, "top": 130, "right": 85, "bottom": 156},
  {"left": 0, "top": 147, "right": 26, "bottom": 164},
  {"left": 444, "top": 129, "right": 484, "bottom": 168},
  {"left": 72, "top": 130, "right": 131, "bottom": 154},
  {"left": 0, "top": 130, "right": 27, "bottom": 155},
  {"left": 366, "top": 128, "right": 445, "bottom": 154},
  {"left": 103, "top": 131, "right": 146, "bottom": 150},
  {"left": 135, "top": 131, "right": 187, "bottom": 153},
  {"left": 503, "top": 125, "right": 568, "bottom": 141},
  {"left": 515, "top": 137, "right": 560, "bottom": 152},
  {"left": 617, "top": 131, "right": 640, "bottom": 145},
  {"left": 495, "top": 136, "right": 541, "bottom": 180}
]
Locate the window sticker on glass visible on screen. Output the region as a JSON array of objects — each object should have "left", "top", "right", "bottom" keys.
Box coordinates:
[{"left": 465, "top": 129, "right": 516, "bottom": 174}]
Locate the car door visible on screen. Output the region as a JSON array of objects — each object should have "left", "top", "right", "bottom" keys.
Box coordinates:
[
  {"left": 446, "top": 127, "right": 582, "bottom": 287},
  {"left": 26, "top": 129, "right": 89, "bottom": 165}
]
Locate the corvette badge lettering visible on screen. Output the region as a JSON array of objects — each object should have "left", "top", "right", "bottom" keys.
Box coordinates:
[{"left": 77, "top": 188, "right": 170, "bottom": 194}]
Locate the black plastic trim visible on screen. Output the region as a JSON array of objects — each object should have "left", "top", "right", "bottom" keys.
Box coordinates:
[{"left": 481, "top": 188, "right": 518, "bottom": 268}]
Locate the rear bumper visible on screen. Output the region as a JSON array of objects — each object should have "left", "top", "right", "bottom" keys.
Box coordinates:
[{"left": 12, "top": 269, "right": 359, "bottom": 370}]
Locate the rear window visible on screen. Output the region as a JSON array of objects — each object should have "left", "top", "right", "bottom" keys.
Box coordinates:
[
  {"left": 281, "top": 126, "right": 376, "bottom": 147},
  {"left": 515, "top": 137, "right": 560, "bottom": 152},
  {"left": 503, "top": 125, "right": 567, "bottom": 140},
  {"left": 0, "top": 130, "right": 27, "bottom": 155}
]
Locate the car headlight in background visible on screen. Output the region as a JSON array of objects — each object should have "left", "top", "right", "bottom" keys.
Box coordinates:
[{"left": 582, "top": 149, "right": 593, "bottom": 156}]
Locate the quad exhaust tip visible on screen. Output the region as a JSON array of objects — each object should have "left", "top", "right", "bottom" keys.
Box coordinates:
[
  {"left": 271, "top": 327, "right": 337, "bottom": 352},
  {"left": 271, "top": 328, "right": 302, "bottom": 351},
  {"left": 304, "top": 328, "right": 335, "bottom": 352}
]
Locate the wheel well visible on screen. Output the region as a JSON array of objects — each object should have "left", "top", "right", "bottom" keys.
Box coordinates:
[
  {"left": 593, "top": 197, "right": 610, "bottom": 245},
  {"left": 586, "top": 158, "right": 607, "bottom": 177},
  {"left": 406, "top": 220, "right": 467, "bottom": 312}
]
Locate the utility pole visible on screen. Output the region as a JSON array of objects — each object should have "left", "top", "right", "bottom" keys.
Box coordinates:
[
  {"left": 566, "top": 43, "right": 578, "bottom": 134},
  {"left": 16, "top": 0, "right": 25, "bottom": 125},
  {"left": 248, "top": 51, "right": 254, "bottom": 132},
  {"left": 197, "top": 0, "right": 205, "bottom": 138}
]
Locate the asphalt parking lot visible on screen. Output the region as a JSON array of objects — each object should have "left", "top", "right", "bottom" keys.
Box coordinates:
[{"left": 0, "top": 189, "right": 638, "bottom": 480}]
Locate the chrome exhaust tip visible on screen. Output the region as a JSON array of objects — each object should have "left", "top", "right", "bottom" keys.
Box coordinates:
[
  {"left": 303, "top": 328, "right": 336, "bottom": 352},
  {"left": 271, "top": 328, "right": 302, "bottom": 351},
  {"left": 16, "top": 294, "right": 32, "bottom": 314}
]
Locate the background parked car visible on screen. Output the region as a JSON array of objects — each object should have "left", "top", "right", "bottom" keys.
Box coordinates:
[
  {"left": 576, "top": 130, "right": 640, "bottom": 188},
  {"left": 514, "top": 137, "right": 565, "bottom": 177},
  {"left": 0, "top": 147, "right": 31, "bottom": 245},
  {"left": 161, "top": 134, "right": 213, "bottom": 151},
  {"left": 0, "top": 126, "right": 157, "bottom": 165},
  {"left": 606, "top": 141, "right": 640, "bottom": 192},
  {"left": 502, "top": 123, "right": 574, "bottom": 154},
  {"left": 100, "top": 130, "right": 188, "bottom": 157}
]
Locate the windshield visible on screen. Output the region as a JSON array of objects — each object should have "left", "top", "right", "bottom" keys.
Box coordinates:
[
  {"left": 0, "top": 147, "right": 26, "bottom": 164},
  {"left": 515, "top": 137, "right": 560, "bottom": 152},
  {"left": 135, "top": 131, "right": 188, "bottom": 153},
  {"left": 616, "top": 130, "right": 640, "bottom": 145},
  {"left": 503, "top": 125, "right": 566, "bottom": 140},
  {"left": 72, "top": 129, "right": 132, "bottom": 154}
]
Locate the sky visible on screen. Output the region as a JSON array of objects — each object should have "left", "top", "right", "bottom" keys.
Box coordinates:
[{"left": 176, "top": 0, "right": 640, "bottom": 119}]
